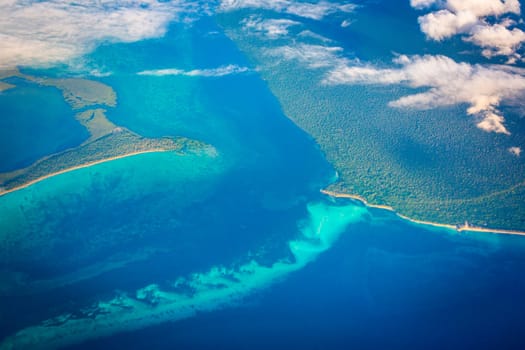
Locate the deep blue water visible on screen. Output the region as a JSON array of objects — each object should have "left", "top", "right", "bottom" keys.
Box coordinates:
[
  {"left": 0, "top": 78, "right": 88, "bottom": 172},
  {"left": 1, "top": 3, "right": 525, "bottom": 350},
  {"left": 74, "top": 214, "right": 525, "bottom": 350},
  {"left": 0, "top": 16, "right": 334, "bottom": 343}
]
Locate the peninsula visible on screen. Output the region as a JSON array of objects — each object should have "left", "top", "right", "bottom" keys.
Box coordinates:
[{"left": 0, "top": 70, "right": 214, "bottom": 196}]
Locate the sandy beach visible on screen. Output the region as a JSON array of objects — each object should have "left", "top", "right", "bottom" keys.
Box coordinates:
[
  {"left": 0, "top": 149, "right": 170, "bottom": 197},
  {"left": 321, "top": 189, "right": 525, "bottom": 237}
]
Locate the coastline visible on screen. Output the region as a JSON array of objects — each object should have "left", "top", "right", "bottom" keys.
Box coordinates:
[
  {"left": 2, "top": 146, "right": 523, "bottom": 237},
  {"left": 320, "top": 189, "right": 525, "bottom": 237},
  {"left": 0, "top": 149, "right": 171, "bottom": 198}
]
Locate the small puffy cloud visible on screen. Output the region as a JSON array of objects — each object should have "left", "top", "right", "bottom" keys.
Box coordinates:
[
  {"left": 341, "top": 19, "right": 352, "bottom": 28},
  {"left": 508, "top": 146, "right": 522, "bottom": 156},
  {"left": 445, "top": 0, "right": 520, "bottom": 17},
  {"left": 137, "top": 65, "right": 250, "bottom": 77},
  {"left": 467, "top": 24, "right": 525, "bottom": 58},
  {"left": 0, "top": 0, "right": 192, "bottom": 69},
  {"left": 320, "top": 54, "right": 525, "bottom": 135},
  {"left": 475, "top": 112, "right": 510, "bottom": 135},
  {"left": 412, "top": 0, "right": 525, "bottom": 61},
  {"left": 242, "top": 16, "right": 300, "bottom": 39},
  {"left": 220, "top": 0, "right": 356, "bottom": 20},
  {"left": 410, "top": 0, "right": 438, "bottom": 10},
  {"left": 418, "top": 9, "right": 478, "bottom": 40}
]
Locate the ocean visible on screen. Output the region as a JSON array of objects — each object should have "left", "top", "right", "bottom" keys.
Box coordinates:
[
  {"left": 1, "top": 5, "right": 525, "bottom": 350},
  {"left": 0, "top": 78, "right": 88, "bottom": 173}
]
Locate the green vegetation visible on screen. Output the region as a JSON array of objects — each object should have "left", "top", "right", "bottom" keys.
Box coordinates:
[
  {"left": 0, "top": 129, "right": 209, "bottom": 193},
  {"left": 0, "top": 70, "right": 213, "bottom": 195},
  {"left": 75, "top": 109, "right": 118, "bottom": 143},
  {"left": 43, "top": 78, "right": 117, "bottom": 109},
  {"left": 0, "top": 69, "right": 117, "bottom": 108},
  {"left": 220, "top": 16, "right": 525, "bottom": 230}
]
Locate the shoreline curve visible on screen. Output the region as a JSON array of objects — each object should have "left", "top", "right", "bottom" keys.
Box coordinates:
[
  {"left": 320, "top": 189, "right": 525, "bottom": 237},
  {"left": 0, "top": 149, "right": 171, "bottom": 198}
]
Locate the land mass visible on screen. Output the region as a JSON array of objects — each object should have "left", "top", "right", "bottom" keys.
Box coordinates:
[
  {"left": 0, "top": 130, "right": 210, "bottom": 196},
  {"left": 219, "top": 15, "right": 525, "bottom": 231},
  {"left": 0, "top": 70, "right": 214, "bottom": 196},
  {"left": 1, "top": 69, "right": 117, "bottom": 109},
  {"left": 321, "top": 190, "right": 525, "bottom": 237}
]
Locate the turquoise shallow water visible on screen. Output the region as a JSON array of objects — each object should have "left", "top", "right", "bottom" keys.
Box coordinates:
[
  {"left": 1, "top": 4, "right": 525, "bottom": 350},
  {"left": 0, "top": 151, "right": 226, "bottom": 275},
  {"left": 0, "top": 17, "right": 337, "bottom": 346}
]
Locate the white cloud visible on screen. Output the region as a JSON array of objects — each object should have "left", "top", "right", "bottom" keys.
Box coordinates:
[
  {"left": 445, "top": 0, "right": 520, "bottom": 17},
  {"left": 319, "top": 54, "right": 525, "bottom": 135},
  {"left": 328, "top": 55, "right": 525, "bottom": 134},
  {"left": 0, "top": 0, "right": 193, "bottom": 69},
  {"left": 267, "top": 43, "right": 344, "bottom": 68},
  {"left": 475, "top": 112, "right": 510, "bottom": 134},
  {"left": 413, "top": 0, "right": 521, "bottom": 17},
  {"left": 410, "top": 0, "right": 438, "bottom": 10},
  {"left": 220, "top": 0, "right": 356, "bottom": 20},
  {"left": 412, "top": 0, "right": 525, "bottom": 60},
  {"left": 418, "top": 9, "right": 478, "bottom": 40},
  {"left": 137, "top": 64, "right": 250, "bottom": 77},
  {"left": 467, "top": 24, "right": 525, "bottom": 58},
  {"left": 508, "top": 146, "right": 522, "bottom": 156},
  {"left": 297, "top": 30, "right": 333, "bottom": 43},
  {"left": 341, "top": 19, "right": 352, "bottom": 28},
  {"left": 242, "top": 16, "right": 300, "bottom": 39}
]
